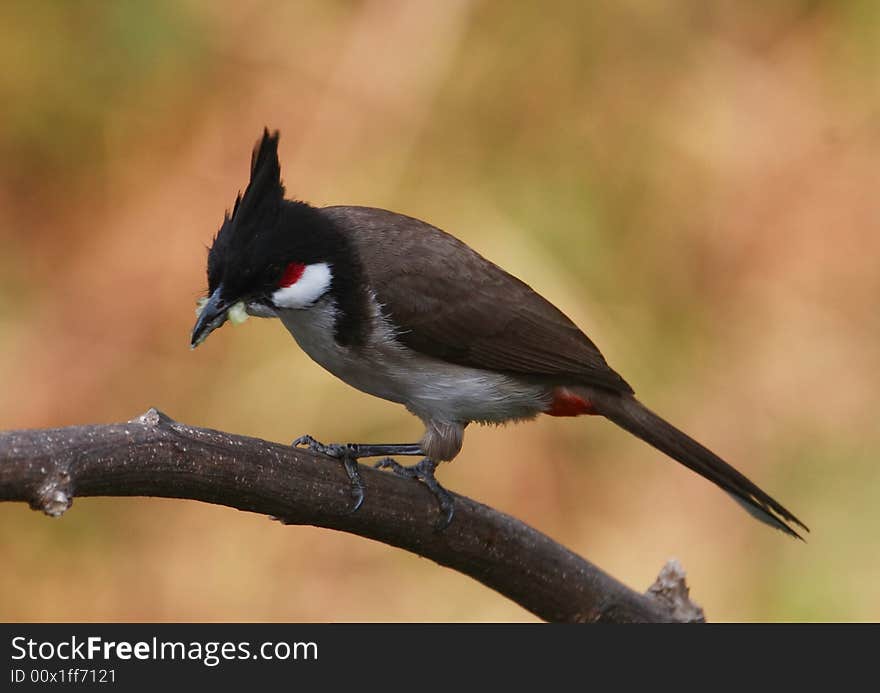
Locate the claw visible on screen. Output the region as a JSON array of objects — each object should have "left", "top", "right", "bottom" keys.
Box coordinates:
[
  {"left": 292, "top": 434, "right": 317, "bottom": 448},
  {"left": 342, "top": 454, "right": 365, "bottom": 513},
  {"left": 375, "top": 457, "right": 455, "bottom": 531},
  {"left": 293, "top": 434, "right": 363, "bottom": 513},
  {"left": 293, "top": 435, "right": 356, "bottom": 460}
]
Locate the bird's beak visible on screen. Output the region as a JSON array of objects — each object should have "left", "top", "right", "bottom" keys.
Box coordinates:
[{"left": 191, "top": 287, "right": 229, "bottom": 349}]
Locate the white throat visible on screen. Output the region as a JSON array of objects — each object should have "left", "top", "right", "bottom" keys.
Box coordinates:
[{"left": 272, "top": 262, "right": 332, "bottom": 309}]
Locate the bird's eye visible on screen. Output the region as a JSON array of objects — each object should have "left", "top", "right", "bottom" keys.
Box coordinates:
[{"left": 279, "top": 262, "right": 306, "bottom": 287}]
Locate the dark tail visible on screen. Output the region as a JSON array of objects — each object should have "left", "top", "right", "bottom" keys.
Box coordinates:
[{"left": 592, "top": 392, "right": 808, "bottom": 540}]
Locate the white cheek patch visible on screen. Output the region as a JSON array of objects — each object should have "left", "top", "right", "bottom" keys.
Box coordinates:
[{"left": 272, "top": 262, "right": 333, "bottom": 309}]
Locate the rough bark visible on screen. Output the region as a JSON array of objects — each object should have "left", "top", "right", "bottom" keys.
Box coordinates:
[{"left": 0, "top": 408, "right": 704, "bottom": 623}]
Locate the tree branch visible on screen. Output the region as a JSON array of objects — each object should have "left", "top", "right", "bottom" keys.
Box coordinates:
[{"left": 0, "top": 408, "right": 704, "bottom": 623}]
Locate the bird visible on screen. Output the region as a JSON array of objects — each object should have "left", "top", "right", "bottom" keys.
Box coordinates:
[{"left": 191, "top": 128, "right": 807, "bottom": 539}]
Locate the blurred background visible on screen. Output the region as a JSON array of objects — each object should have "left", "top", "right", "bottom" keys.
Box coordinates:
[{"left": 1, "top": 0, "right": 878, "bottom": 622}]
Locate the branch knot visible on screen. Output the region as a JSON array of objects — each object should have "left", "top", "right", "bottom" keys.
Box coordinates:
[{"left": 32, "top": 471, "right": 73, "bottom": 518}]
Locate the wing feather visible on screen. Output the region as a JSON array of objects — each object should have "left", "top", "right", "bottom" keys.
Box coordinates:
[{"left": 320, "top": 206, "right": 633, "bottom": 394}]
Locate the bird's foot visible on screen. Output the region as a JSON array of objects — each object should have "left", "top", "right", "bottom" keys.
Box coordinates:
[
  {"left": 293, "top": 436, "right": 423, "bottom": 460},
  {"left": 374, "top": 457, "right": 455, "bottom": 531},
  {"left": 293, "top": 435, "right": 364, "bottom": 513},
  {"left": 293, "top": 435, "right": 354, "bottom": 459}
]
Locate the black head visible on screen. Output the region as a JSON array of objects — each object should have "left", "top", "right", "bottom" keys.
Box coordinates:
[{"left": 191, "top": 129, "right": 367, "bottom": 348}]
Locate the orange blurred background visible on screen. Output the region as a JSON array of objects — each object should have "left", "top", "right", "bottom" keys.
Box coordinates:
[{"left": 1, "top": 0, "right": 878, "bottom": 621}]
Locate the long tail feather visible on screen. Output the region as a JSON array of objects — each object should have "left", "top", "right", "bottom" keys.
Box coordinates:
[{"left": 592, "top": 392, "right": 808, "bottom": 540}]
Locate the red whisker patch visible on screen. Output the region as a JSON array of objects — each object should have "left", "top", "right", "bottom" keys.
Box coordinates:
[{"left": 279, "top": 262, "right": 306, "bottom": 287}]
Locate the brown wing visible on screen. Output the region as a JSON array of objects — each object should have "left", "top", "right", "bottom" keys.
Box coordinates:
[{"left": 320, "top": 206, "right": 634, "bottom": 394}]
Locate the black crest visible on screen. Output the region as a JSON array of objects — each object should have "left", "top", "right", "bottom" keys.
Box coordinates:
[
  {"left": 206, "top": 129, "right": 286, "bottom": 298},
  {"left": 203, "top": 129, "right": 368, "bottom": 347}
]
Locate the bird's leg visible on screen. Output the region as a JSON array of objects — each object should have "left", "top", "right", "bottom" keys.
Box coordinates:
[
  {"left": 374, "top": 457, "right": 455, "bottom": 531},
  {"left": 293, "top": 435, "right": 422, "bottom": 459},
  {"left": 292, "top": 436, "right": 454, "bottom": 528},
  {"left": 292, "top": 435, "right": 423, "bottom": 513}
]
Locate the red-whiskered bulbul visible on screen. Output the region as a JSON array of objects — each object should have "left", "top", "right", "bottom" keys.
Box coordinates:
[{"left": 191, "top": 129, "right": 807, "bottom": 539}]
